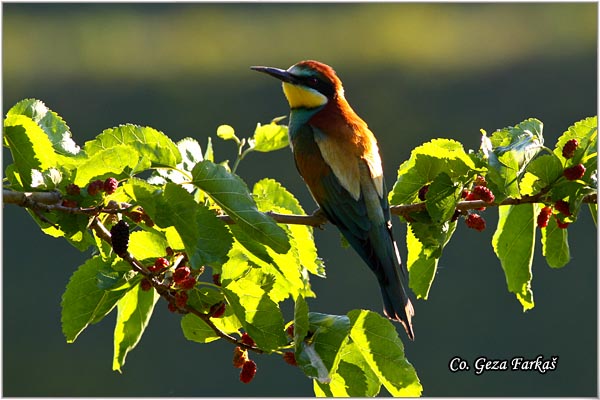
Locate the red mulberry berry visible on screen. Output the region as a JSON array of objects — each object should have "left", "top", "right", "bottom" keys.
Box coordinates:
[
  {"left": 555, "top": 216, "right": 570, "bottom": 229},
  {"left": 554, "top": 200, "right": 571, "bottom": 217},
  {"left": 233, "top": 346, "right": 248, "bottom": 368},
  {"left": 241, "top": 332, "right": 256, "bottom": 347},
  {"left": 283, "top": 352, "right": 297, "bottom": 366},
  {"left": 239, "top": 360, "right": 257, "bottom": 384},
  {"left": 140, "top": 278, "right": 152, "bottom": 291},
  {"left": 474, "top": 175, "right": 487, "bottom": 187},
  {"left": 178, "top": 276, "right": 196, "bottom": 290},
  {"left": 210, "top": 302, "right": 226, "bottom": 318},
  {"left": 87, "top": 179, "right": 104, "bottom": 196},
  {"left": 563, "top": 164, "right": 586, "bottom": 181},
  {"left": 148, "top": 257, "right": 170, "bottom": 273},
  {"left": 286, "top": 324, "right": 295, "bottom": 338},
  {"left": 418, "top": 185, "right": 429, "bottom": 201},
  {"left": 175, "top": 291, "right": 188, "bottom": 308},
  {"left": 562, "top": 139, "right": 578, "bottom": 159},
  {"left": 103, "top": 177, "right": 118, "bottom": 194},
  {"left": 212, "top": 274, "right": 221, "bottom": 286},
  {"left": 472, "top": 185, "right": 495, "bottom": 203},
  {"left": 65, "top": 183, "right": 80, "bottom": 196},
  {"left": 110, "top": 220, "right": 130, "bottom": 256},
  {"left": 61, "top": 199, "right": 78, "bottom": 208},
  {"left": 465, "top": 214, "right": 486, "bottom": 232},
  {"left": 537, "top": 206, "right": 553, "bottom": 228},
  {"left": 167, "top": 302, "right": 178, "bottom": 313},
  {"left": 173, "top": 266, "right": 191, "bottom": 283}
]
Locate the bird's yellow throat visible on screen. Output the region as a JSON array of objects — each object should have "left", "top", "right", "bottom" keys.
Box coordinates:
[{"left": 282, "top": 82, "right": 328, "bottom": 109}]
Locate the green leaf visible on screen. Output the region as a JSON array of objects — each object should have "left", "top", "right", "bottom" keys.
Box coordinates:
[
  {"left": 297, "top": 313, "right": 351, "bottom": 384},
  {"left": 161, "top": 184, "right": 233, "bottom": 268},
  {"left": 253, "top": 178, "right": 325, "bottom": 277},
  {"left": 390, "top": 138, "right": 478, "bottom": 205},
  {"left": 191, "top": 160, "right": 290, "bottom": 254},
  {"left": 348, "top": 310, "right": 422, "bottom": 397},
  {"left": 84, "top": 124, "right": 181, "bottom": 169},
  {"left": 6, "top": 98, "right": 80, "bottom": 155},
  {"left": 492, "top": 204, "right": 537, "bottom": 310},
  {"left": 125, "top": 181, "right": 233, "bottom": 269},
  {"left": 406, "top": 220, "right": 457, "bottom": 299},
  {"left": 74, "top": 144, "right": 140, "bottom": 186},
  {"left": 112, "top": 283, "right": 159, "bottom": 372},
  {"left": 127, "top": 230, "right": 169, "bottom": 262},
  {"left": 480, "top": 118, "right": 544, "bottom": 199},
  {"left": 222, "top": 278, "right": 288, "bottom": 351},
  {"left": 181, "top": 313, "right": 221, "bottom": 344},
  {"left": 61, "top": 256, "right": 128, "bottom": 342},
  {"left": 554, "top": 116, "right": 597, "bottom": 164},
  {"left": 204, "top": 136, "right": 215, "bottom": 162},
  {"left": 294, "top": 295, "right": 310, "bottom": 350},
  {"left": 151, "top": 137, "right": 203, "bottom": 189},
  {"left": 541, "top": 216, "right": 570, "bottom": 268},
  {"left": 425, "top": 172, "right": 463, "bottom": 223},
  {"left": 314, "top": 340, "right": 381, "bottom": 397},
  {"left": 249, "top": 120, "right": 289, "bottom": 152},
  {"left": 4, "top": 114, "right": 58, "bottom": 188},
  {"left": 520, "top": 154, "right": 563, "bottom": 195}
]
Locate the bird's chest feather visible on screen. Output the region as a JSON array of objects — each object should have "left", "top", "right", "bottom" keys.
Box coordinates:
[{"left": 290, "top": 119, "right": 375, "bottom": 203}]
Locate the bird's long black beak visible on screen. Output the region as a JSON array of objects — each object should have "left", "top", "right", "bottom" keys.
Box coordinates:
[{"left": 250, "top": 66, "right": 297, "bottom": 84}]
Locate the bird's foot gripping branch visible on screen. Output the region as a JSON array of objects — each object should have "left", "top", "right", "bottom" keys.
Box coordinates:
[{"left": 3, "top": 98, "right": 597, "bottom": 397}]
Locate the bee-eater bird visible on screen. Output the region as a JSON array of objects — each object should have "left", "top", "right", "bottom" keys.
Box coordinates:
[{"left": 251, "top": 60, "right": 415, "bottom": 340}]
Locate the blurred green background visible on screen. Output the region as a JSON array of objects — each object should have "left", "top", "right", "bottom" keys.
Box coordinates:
[{"left": 3, "top": 3, "right": 597, "bottom": 396}]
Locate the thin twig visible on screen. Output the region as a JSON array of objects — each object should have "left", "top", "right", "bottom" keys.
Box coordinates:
[{"left": 4, "top": 189, "right": 598, "bottom": 227}]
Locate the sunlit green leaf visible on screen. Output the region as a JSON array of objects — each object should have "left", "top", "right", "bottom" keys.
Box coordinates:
[
  {"left": 297, "top": 313, "right": 350, "bottom": 384},
  {"left": 480, "top": 118, "right": 544, "bottom": 199},
  {"left": 425, "top": 172, "right": 463, "bottom": 223},
  {"left": 155, "top": 183, "right": 233, "bottom": 269},
  {"left": 181, "top": 313, "right": 221, "bottom": 344},
  {"left": 61, "top": 256, "right": 127, "bottom": 342},
  {"left": 541, "top": 216, "right": 570, "bottom": 268},
  {"left": 151, "top": 137, "right": 203, "bottom": 190},
  {"left": 348, "top": 310, "right": 422, "bottom": 397},
  {"left": 222, "top": 278, "right": 287, "bottom": 351},
  {"left": 4, "top": 114, "right": 58, "bottom": 188},
  {"left": 520, "top": 154, "right": 563, "bottom": 195},
  {"left": 127, "top": 230, "right": 169, "bottom": 262},
  {"left": 406, "top": 220, "right": 456, "bottom": 299},
  {"left": 554, "top": 116, "right": 597, "bottom": 164},
  {"left": 492, "top": 204, "right": 537, "bottom": 310},
  {"left": 74, "top": 144, "right": 140, "bottom": 186},
  {"left": 390, "top": 138, "right": 478, "bottom": 205},
  {"left": 314, "top": 340, "right": 381, "bottom": 397},
  {"left": 6, "top": 98, "right": 80, "bottom": 155},
  {"left": 250, "top": 121, "right": 289, "bottom": 152},
  {"left": 84, "top": 124, "right": 181, "bottom": 169},
  {"left": 253, "top": 178, "right": 325, "bottom": 277},
  {"left": 112, "top": 283, "right": 159, "bottom": 372},
  {"left": 192, "top": 160, "right": 290, "bottom": 254}
]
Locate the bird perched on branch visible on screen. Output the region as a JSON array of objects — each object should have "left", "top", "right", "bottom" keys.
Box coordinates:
[{"left": 251, "top": 60, "right": 415, "bottom": 340}]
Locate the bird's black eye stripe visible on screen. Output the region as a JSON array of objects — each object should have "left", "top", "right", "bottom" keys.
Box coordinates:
[{"left": 301, "top": 76, "right": 335, "bottom": 98}]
